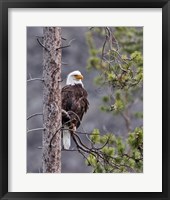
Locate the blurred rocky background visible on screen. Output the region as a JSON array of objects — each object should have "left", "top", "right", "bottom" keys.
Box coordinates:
[{"left": 27, "top": 27, "right": 143, "bottom": 173}]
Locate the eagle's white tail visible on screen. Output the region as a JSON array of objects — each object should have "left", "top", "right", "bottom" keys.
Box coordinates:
[{"left": 63, "top": 128, "right": 71, "bottom": 149}]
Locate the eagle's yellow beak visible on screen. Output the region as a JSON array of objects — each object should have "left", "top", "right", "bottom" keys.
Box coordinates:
[{"left": 74, "top": 74, "right": 84, "bottom": 80}]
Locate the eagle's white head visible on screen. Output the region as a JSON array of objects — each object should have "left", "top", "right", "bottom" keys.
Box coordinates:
[{"left": 66, "top": 70, "right": 84, "bottom": 87}]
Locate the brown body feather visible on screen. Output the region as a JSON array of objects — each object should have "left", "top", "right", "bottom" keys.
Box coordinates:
[{"left": 61, "top": 84, "right": 89, "bottom": 128}]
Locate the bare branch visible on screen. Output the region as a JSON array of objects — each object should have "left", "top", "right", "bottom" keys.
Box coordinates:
[
  {"left": 61, "top": 37, "right": 67, "bottom": 40},
  {"left": 27, "top": 128, "right": 45, "bottom": 134},
  {"left": 101, "top": 34, "right": 107, "bottom": 61},
  {"left": 27, "top": 113, "right": 43, "bottom": 120},
  {"left": 56, "top": 38, "right": 75, "bottom": 51},
  {"left": 37, "top": 38, "right": 49, "bottom": 51},
  {"left": 61, "top": 128, "right": 99, "bottom": 136},
  {"left": 93, "top": 136, "right": 110, "bottom": 150},
  {"left": 117, "top": 61, "right": 128, "bottom": 73},
  {"left": 35, "top": 35, "right": 44, "bottom": 39},
  {"left": 78, "top": 149, "right": 92, "bottom": 166},
  {"left": 89, "top": 27, "right": 94, "bottom": 31},
  {"left": 27, "top": 78, "right": 44, "bottom": 83},
  {"left": 61, "top": 62, "right": 68, "bottom": 65},
  {"left": 121, "top": 112, "right": 132, "bottom": 132},
  {"left": 85, "top": 134, "right": 94, "bottom": 148},
  {"left": 112, "top": 32, "right": 120, "bottom": 51},
  {"left": 49, "top": 127, "right": 63, "bottom": 148}
]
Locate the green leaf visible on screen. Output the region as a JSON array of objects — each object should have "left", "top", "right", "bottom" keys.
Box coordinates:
[
  {"left": 94, "top": 76, "right": 104, "bottom": 85},
  {"left": 102, "top": 96, "right": 110, "bottom": 103}
]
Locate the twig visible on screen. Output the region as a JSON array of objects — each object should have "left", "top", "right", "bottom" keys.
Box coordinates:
[
  {"left": 56, "top": 38, "right": 75, "bottom": 51},
  {"left": 36, "top": 38, "right": 49, "bottom": 51},
  {"left": 27, "top": 113, "right": 43, "bottom": 120},
  {"left": 27, "top": 128, "right": 45, "bottom": 134},
  {"left": 112, "top": 49, "right": 129, "bottom": 65},
  {"left": 93, "top": 136, "right": 110, "bottom": 150},
  {"left": 112, "top": 32, "right": 120, "bottom": 51},
  {"left": 85, "top": 134, "right": 94, "bottom": 148},
  {"left": 49, "top": 127, "right": 63, "bottom": 148},
  {"left": 61, "top": 128, "right": 99, "bottom": 136},
  {"left": 117, "top": 61, "right": 128, "bottom": 73},
  {"left": 121, "top": 112, "right": 132, "bottom": 132},
  {"left": 61, "top": 62, "right": 68, "bottom": 65},
  {"left": 35, "top": 35, "right": 44, "bottom": 39},
  {"left": 101, "top": 34, "right": 108, "bottom": 61},
  {"left": 72, "top": 134, "right": 96, "bottom": 157},
  {"left": 89, "top": 27, "right": 94, "bottom": 31},
  {"left": 61, "top": 37, "right": 67, "bottom": 40},
  {"left": 56, "top": 45, "right": 70, "bottom": 50},
  {"left": 27, "top": 78, "right": 44, "bottom": 83},
  {"left": 78, "top": 149, "right": 92, "bottom": 166},
  {"left": 62, "top": 127, "right": 122, "bottom": 172},
  {"left": 73, "top": 133, "right": 118, "bottom": 170}
]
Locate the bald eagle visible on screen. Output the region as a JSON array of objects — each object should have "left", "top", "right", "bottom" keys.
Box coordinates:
[{"left": 61, "top": 71, "right": 89, "bottom": 149}]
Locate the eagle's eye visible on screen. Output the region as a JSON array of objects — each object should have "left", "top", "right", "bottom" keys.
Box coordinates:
[{"left": 74, "top": 74, "right": 83, "bottom": 80}]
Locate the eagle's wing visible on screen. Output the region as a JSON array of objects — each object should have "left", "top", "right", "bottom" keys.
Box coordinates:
[{"left": 61, "top": 84, "right": 89, "bottom": 128}]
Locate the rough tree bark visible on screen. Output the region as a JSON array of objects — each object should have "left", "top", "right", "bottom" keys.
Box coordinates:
[{"left": 42, "top": 27, "right": 62, "bottom": 173}]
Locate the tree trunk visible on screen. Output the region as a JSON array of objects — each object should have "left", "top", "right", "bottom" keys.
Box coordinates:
[{"left": 42, "top": 27, "right": 62, "bottom": 173}]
